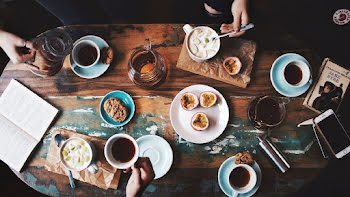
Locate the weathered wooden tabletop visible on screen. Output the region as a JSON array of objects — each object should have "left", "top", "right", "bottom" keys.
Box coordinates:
[{"left": 0, "top": 24, "right": 327, "bottom": 196}]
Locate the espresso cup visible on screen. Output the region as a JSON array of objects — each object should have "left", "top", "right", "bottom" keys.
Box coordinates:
[
  {"left": 282, "top": 60, "right": 311, "bottom": 88},
  {"left": 104, "top": 133, "right": 139, "bottom": 169},
  {"left": 228, "top": 164, "right": 257, "bottom": 197},
  {"left": 183, "top": 24, "right": 220, "bottom": 62},
  {"left": 59, "top": 137, "right": 99, "bottom": 174},
  {"left": 72, "top": 39, "right": 100, "bottom": 68}
]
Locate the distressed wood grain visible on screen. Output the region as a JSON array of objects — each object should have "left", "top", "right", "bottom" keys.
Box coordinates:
[
  {"left": 0, "top": 24, "right": 322, "bottom": 98},
  {"left": 11, "top": 96, "right": 325, "bottom": 196},
  {"left": 0, "top": 23, "right": 327, "bottom": 197}
]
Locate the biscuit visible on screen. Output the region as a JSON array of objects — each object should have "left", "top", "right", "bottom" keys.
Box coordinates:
[
  {"left": 103, "top": 97, "right": 128, "bottom": 123},
  {"left": 101, "top": 47, "right": 113, "bottom": 64},
  {"left": 234, "top": 152, "right": 254, "bottom": 164}
]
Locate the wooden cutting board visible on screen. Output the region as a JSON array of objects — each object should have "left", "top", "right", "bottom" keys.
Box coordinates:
[{"left": 176, "top": 38, "right": 257, "bottom": 88}]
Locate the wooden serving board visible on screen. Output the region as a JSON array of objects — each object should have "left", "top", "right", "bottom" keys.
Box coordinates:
[{"left": 176, "top": 38, "right": 257, "bottom": 88}]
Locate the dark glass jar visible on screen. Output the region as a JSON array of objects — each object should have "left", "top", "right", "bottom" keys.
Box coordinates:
[{"left": 248, "top": 95, "right": 287, "bottom": 130}]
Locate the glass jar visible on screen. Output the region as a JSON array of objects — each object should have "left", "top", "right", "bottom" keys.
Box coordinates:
[
  {"left": 26, "top": 28, "right": 73, "bottom": 77},
  {"left": 248, "top": 95, "right": 288, "bottom": 130},
  {"left": 128, "top": 46, "right": 167, "bottom": 89}
]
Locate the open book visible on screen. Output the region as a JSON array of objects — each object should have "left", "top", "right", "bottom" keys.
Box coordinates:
[{"left": 0, "top": 79, "right": 58, "bottom": 172}]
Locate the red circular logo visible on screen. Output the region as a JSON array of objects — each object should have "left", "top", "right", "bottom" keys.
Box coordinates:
[{"left": 333, "top": 9, "right": 350, "bottom": 25}]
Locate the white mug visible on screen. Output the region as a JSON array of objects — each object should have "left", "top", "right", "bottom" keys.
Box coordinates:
[
  {"left": 104, "top": 133, "right": 139, "bottom": 169},
  {"left": 282, "top": 59, "right": 311, "bottom": 88},
  {"left": 72, "top": 39, "right": 100, "bottom": 68},
  {"left": 228, "top": 164, "right": 257, "bottom": 197},
  {"left": 59, "top": 137, "right": 99, "bottom": 174},
  {"left": 183, "top": 24, "right": 220, "bottom": 62}
]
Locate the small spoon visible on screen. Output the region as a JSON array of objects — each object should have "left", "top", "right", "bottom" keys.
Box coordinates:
[
  {"left": 210, "top": 23, "right": 255, "bottom": 42},
  {"left": 54, "top": 134, "right": 76, "bottom": 189}
]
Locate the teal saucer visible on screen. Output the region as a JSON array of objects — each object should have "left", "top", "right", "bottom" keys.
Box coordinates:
[
  {"left": 99, "top": 91, "right": 135, "bottom": 127},
  {"left": 218, "top": 156, "right": 262, "bottom": 197},
  {"left": 270, "top": 53, "right": 312, "bottom": 97},
  {"left": 69, "top": 35, "right": 111, "bottom": 79}
]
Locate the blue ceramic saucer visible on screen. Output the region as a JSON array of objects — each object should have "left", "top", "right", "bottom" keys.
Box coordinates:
[
  {"left": 99, "top": 91, "right": 135, "bottom": 127},
  {"left": 69, "top": 35, "right": 111, "bottom": 79},
  {"left": 218, "top": 156, "right": 262, "bottom": 197},
  {"left": 136, "top": 135, "right": 173, "bottom": 179},
  {"left": 270, "top": 53, "right": 312, "bottom": 97}
]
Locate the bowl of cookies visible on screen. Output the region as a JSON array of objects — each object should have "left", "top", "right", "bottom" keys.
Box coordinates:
[{"left": 99, "top": 91, "right": 135, "bottom": 126}]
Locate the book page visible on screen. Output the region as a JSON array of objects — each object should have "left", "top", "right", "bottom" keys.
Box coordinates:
[
  {"left": 0, "top": 114, "right": 37, "bottom": 172},
  {"left": 0, "top": 79, "right": 58, "bottom": 141}
]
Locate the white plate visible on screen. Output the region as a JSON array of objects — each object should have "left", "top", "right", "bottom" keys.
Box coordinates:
[
  {"left": 170, "top": 84, "right": 229, "bottom": 144},
  {"left": 136, "top": 135, "right": 173, "bottom": 179}
]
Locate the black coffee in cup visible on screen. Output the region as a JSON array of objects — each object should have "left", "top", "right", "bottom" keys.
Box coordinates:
[
  {"left": 111, "top": 138, "right": 135, "bottom": 163},
  {"left": 229, "top": 166, "right": 251, "bottom": 188},
  {"left": 284, "top": 63, "right": 303, "bottom": 85},
  {"left": 77, "top": 45, "right": 98, "bottom": 66}
]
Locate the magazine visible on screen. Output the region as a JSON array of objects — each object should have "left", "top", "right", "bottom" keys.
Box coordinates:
[{"left": 303, "top": 58, "right": 350, "bottom": 113}]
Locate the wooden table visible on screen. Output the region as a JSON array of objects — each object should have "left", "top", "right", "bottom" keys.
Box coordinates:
[{"left": 0, "top": 24, "right": 327, "bottom": 196}]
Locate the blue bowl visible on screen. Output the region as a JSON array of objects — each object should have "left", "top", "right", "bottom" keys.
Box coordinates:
[{"left": 99, "top": 91, "right": 135, "bottom": 127}]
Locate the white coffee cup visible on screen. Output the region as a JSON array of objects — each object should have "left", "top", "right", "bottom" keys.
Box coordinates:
[
  {"left": 72, "top": 39, "right": 100, "bottom": 68},
  {"left": 59, "top": 137, "right": 99, "bottom": 174},
  {"left": 228, "top": 164, "right": 257, "bottom": 197},
  {"left": 183, "top": 24, "right": 220, "bottom": 62},
  {"left": 282, "top": 60, "right": 311, "bottom": 88},
  {"left": 104, "top": 133, "right": 139, "bottom": 169}
]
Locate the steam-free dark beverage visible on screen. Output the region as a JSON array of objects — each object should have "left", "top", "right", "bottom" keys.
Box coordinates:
[
  {"left": 284, "top": 64, "right": 302, "bottom": 85},
  {"left": 111, "top": 138, "right": 135, "bottom": 162},
  {"left": 77, "top": 45, "right": 98, "bottom": 66},
  {"left": 229, "top": 167, "right": 250, "bottom": 188},
  {"left": 248, "top": 96, "right": 285, "bottom": 129},
  {"left": 255, "top": 96, "right": 283, "bottom": 126}
]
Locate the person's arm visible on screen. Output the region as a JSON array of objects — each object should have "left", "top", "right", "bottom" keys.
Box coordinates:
[
  {"left": 126, "top": 157, "right": 155, "bottom": 197},
  {"left": 220, "top": 0, "right": 249, "bottom": 37},
  {"left": 0, "top": 30, "right": 35, "bottom": 64}
]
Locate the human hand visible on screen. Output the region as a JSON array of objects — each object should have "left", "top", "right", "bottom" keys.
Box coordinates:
[
  {"left": 0, "top": 30, "right": 35, "bottom": 64},
  {"left": 126, "top": 157, "right": 155, "bottom": 197},
  {"left": 220, "top": 0, "right": 249, "bottom": 37}
]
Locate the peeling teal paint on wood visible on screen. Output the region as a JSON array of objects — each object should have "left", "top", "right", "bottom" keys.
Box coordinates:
[
  {"left": 25, "top": 172, "right": 60, "bottom": 197},
  {"left": 23, "top": 96, "right": 324, "bottom": 196}
]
